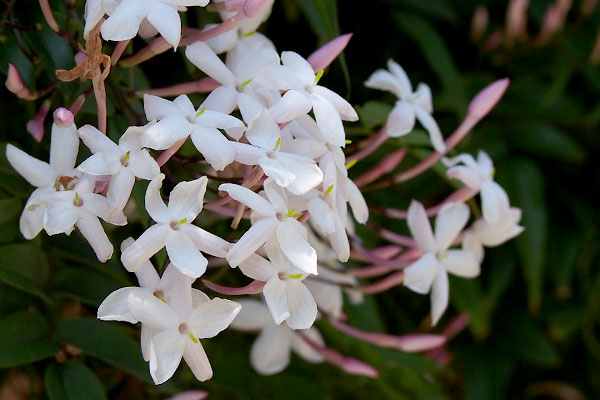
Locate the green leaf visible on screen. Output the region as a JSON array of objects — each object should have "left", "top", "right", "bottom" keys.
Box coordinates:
[
  {"left": 356, "top": 101, "right": 393, "bottom": 128},
  {"left": 0, "top": 268, "right": 53, "bottom": 304},
  {"left": 449, "top": 277, "right": 489, "bottom": 339},
  {"left": 51, "top": 268, "right": 122, "bottom": 307},
  {"left": 500, "top": 313, "right": 560, "bottom": 367},
  {"left": 0, "top": 340, "right": 59, "bottom": 368},
  {"left": 511, "top": 123, "right": 585, "bottom": 163},
  {"left": 0, "top": 198, "right": 22, "bottom": 224},
  {"left": 0, "top": 242, "right": 50, "bottom": 283},
  {"left": 0, "top": 310, "right": 48, "bottom": 347},
  {"left": 501, "top": 160, "right": 547, "bottom": 313},
  {"left": 45, "top": 362, "right": 108, "bottom": 400},
  {"left": 132, "top": 180, "right": 150, "bottom": 229},
  {"left": 56, "top": 317, "right": 152, "bottom": 384}
]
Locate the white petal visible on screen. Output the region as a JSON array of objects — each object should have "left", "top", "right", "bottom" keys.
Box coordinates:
[
  {"left": 415, "top": 106, "right": 445, "bottom": 153},
  {"left": 149, "top": 329, "right": 185, "bottom": 384},
  {"left": 121, "top": 224, "right": 170, "bottom": 272},
  {"left": 480, "top": 180, "right": 510, "bottom": 225},
  {"left": 413, "top": 83, "right": 433, "bottom": 113},
  {"left": 386, "top": 100, "right": 416, "bottom": 138},
  {"left": 263, "top": 278, "right": 290, "bottom": 325},
  {"left": 312, "top": 85, "right": 358, "bottom": 121},
  {"left": 183, "top": 341, "right": 212, "bottom": 382},
  {"left": 307, "top": 197, "right": 335, "bottom": 234},
  {"left": 231, "top": 142, "right": 264, "bottom": 165},
  {"left": 291, "top": 327, "right": 325, "bottom": 363},
  {"left": 446, "top": 166, "right": 481, "bottom": 189},
  {"left": 305, "top": 279, "right": 342, "bottom": 319},
  {"left": 276, "top": 218, "right": 317, "bottom": 275},
  {"left": 5, "top": 144, "right": 54, "bottom": 187},
  {"left": 190, "top": 126, "right": 235, "bottom": 171},
  {"left": 462, "top": 231, "right": 484, "bottom": 264},
  {"left": 230, "top": 299, "right": 272, "bottom": 331},
  {"left": 253, "top": 65, "right": 304, "bottom": 91},
  {"left": 142, "top": 117, "right": 191, "bottom": 150},
  {"left": 285, "top": 281, "right": 317, "bottom": 330},
  {"left": 328, "top": 214, "right": 350, "bottom": 262},
  {"left": 19, "top": 199, "right": 45, "bottom": 239},
  {"left": 144, "top": 94, "right": 184, "bottom": 121},
  {"left": 128, "top": 290, "right": 178, "bottom": 329},
  {"left": 311, "top": 93, "right": 345, "bottom": 147},
  {"left": 281, "top": 51, "right": 315, "bottom": 87},
  {"left": 98, "top": 287, "right": 141, "bottom": 323},
  {"left": 274, "top": 154, "right": 323, "bottom": 195},
  {"left": 146, "top": 1, "right": 181, "bottom": 48},
  {"left": 140, "top": 325, "right": 156, "bottom": 362},
  {"left": 107, "top": 168, "right": 135, "bottom": 214},
  {"left": 168, "top": 176, "right": 207, "bottom": 221},
  {"left": 263, "top": 178, "right": 288, "bottom": 215},
  {"left": 76, "top": 211, "right": 113, "bottom": 262},
  {"left": 387, "top": 60, "right": 413, "bottom": 95},
  {"left": 237, "top": 92, "right": 264, "bottom": 124},
  {"left": 202, "top": 23, "right": 237, "bottom": 54},
  {"left": 250, "top": 324, "right": 292, "bottom": 375},
  {"left": 218, "top": 184, "right": 275, "bottom": 217},
  {"left": 78, "top": 124, "right": 119, "bottom": 154},
  {"left": 43, "top": 200, "right": 78, "bottom": 235},
  {"left": 180, "top": 224, "right": 232, "bottom": 258},
  {"left": 346, "top": 179, "right": 368, "bottom": 224},
  {"left": 201, "top": 86, "right": 238, "bottom": 115},
  {"left": 434, "top": 202, "right": 470, "bottom": 253},
  {"left": 185, "top": 41, "right": 235, "bottom": 87},
  {"left": 407, "top": 200, "right": 436, "bottom": 253},
  {"left": 50, "top": 123, "right": 79, "bottom": 174},
  {"left": 161, "top": 263, "right": 194, "bottom": 320},
  {"left": 245, "top": 109, "right": 281, "bottom": 150},
  {"left": 239, "top": 254, "right": 278, "bottom": 281},
  {"left": 128, "top": 150, "right": 161, "bottom": 180},
  {"left": 101, "top": 0, "right": 148, "bottom": 41},
  {"left": 430, "top": 270, "right": 449, "bottom": 326},
  {"left": 259, "top": 156, "right": 295, "bottom": 189},
  {"left": 84, "top": 0, "right": 105, "bottom": 37},
  {"left": 268, "top": 90, "right": 313, "bottom": 124},
  {"left": 441, "top": 249, "right": 480, "bottom": 278},
  {"left": 145, "top": 174, "right": 170, "bottom": 223},
  {"left": 165, "top": 230, "right": 208, "bottom": 278},
  {"left": 403, "top": 253, "right": 439, "bottom": 294},
  {"left": 187, "top": 298, "right": 241, "bottom": 339},
  {"left": 364, "top": 69, "right": 404, "bottom": 98},
  {"left": 226, "top": 217, "right": 278, "bottom": 268},
  {"left": 78, "top": 152, "right": 120, "bottom": 176}
]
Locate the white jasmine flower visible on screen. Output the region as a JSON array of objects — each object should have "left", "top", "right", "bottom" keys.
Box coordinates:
[
  {"left": 230, "top": 299, "right": 324, "bottom": 375},
  {"left": 403, "top": 201, "right": 480, "bottom": 325},
  {"left": 365, "top": 59, "right": 445, "bottom": 152},
  {"left": 443, "top": 151, "right": 511, "bottom": 225},
  {"left": 219, "top": 179, "right": 317, "bottom": 274},
  {"left": 143, "top": 94, "right": 245, "bottom": 171},
  {"left": 78, "top": 124, "right": 160, "bottom": 222},
  {"left": 121, "top": 174, "right": 231, "bottom": 278}
]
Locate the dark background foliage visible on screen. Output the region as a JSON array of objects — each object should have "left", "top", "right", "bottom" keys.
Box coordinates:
[{"left": 0, "top": 0, "right": 599, "bottom": 398}]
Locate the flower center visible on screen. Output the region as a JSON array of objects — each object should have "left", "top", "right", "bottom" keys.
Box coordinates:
[
  {"left": 178, "top": 323, "right": 198, "bottom": 343},
  {"left": 73, "top": 192, "right": 83, "bottom": 207},
  {"left": 170, "top": 218, "right": 187, "bottom": 230},
  {"left": 120, "top": 151, "right": 130, "bottom": 167},
  {"left": 55, "top": 175, "right": 77, "bottom": 191},
  {"left": 153, "top": 290, "right": 166, "bottom": 303}
]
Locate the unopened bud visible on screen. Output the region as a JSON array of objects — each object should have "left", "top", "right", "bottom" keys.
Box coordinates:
[
  {"left": 308, "top": 33, "right": 353, "bottom": 72},
  {"left": 6, "top": 63, "right": 36, "bottom": 100},
  {"left": 467, "top": 78, "right": 510, "bottom": 122},
  {"left": 75, "top": 51, "right": 88, "bottom": 65},
  {"left": 470, "top": 6, "right": 489, "bottom": 41},
  {"left": 53, "top": 107, "right": 74, "bottom": 128},
  {"left": 242, "top": 0, "right": 271, "bottom": 17},
  {"left": 26, "top": 99, "right": 51, "bottom": 142}
]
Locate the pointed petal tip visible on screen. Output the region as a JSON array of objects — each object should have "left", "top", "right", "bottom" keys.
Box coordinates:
[{"left": 467, "top": 78, "right": 510, "bottom": 121}]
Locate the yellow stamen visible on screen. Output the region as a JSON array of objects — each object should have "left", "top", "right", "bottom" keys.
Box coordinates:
[
  {"left": 286, "top": 274, "right": 303, "bottom": 279},
  {"left": 195, "top": 106, "right": 207, "bottom": 118},
  {"left": 159, "top": 297, "right": 167, "bottom": 304},
  {"left": 242, "top": 31, "right": 256, "bottom": 37},
  {"left": 345, "top": 159, "right": 357, "bottom": 170},
  {"left": 489, "top": 168, "right": 496, "bottom": 179},
  {"left": 325, "top": 184, "right": 334, "bottom": 195},
  {"left": 188, "top": 332, "right": 198, "bottom": 343},
  {"left": 178, "top": 218, "right": 187, "bottom": 225},
  {"left": 291, "top": 213, "right": 302, "bottom": 219},
  {"left": 345, "top": 139, "right": 352, "bottom": 145},
  {"left": 283, "top": 208, "right": 296, "bottom": 218},
  {"left": 273, "top": 138, "right": 281, "bottom": 152},
  {"left": 240, "top": 78, "right": 252, "bottom": 88},
  {"left": 314, "top": 70, "right": 324, "bottom": 85},
  {"left": 439, "top": 253, "right": 448, "bottom": 260},
  {"left": 125, "top": 151, "right": 130, "bottom": 161}
]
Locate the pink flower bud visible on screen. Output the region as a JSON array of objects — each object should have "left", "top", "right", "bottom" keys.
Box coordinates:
[
  {"left": 26, "top": 100, "right": 51, "bottom": 142},
  {"left": 53, "top": 107, "right": 74, "bottom": 128},
  {"left": 75, "top": 51, "right": 88, "bottom": 65},
  {"left": 470, "top": 6, "right": 489, "bottom": 41},
  {"left": 308, "top": 33, "right": 353, "bottom": 72},
  {"left": 467, "top": 78, "right": 510, "bottom": 122},
  {"left": 506, "top": 0, "right": 530, "bottom": 42},
  {"left": 338, "top": 357, "right": 379, "bottom": 378},
  {"left": 6, "top": 63, "right": 37, "bottom": 100},
  {"left": 242, "top": 0, "right": 272, "bottom": 17},
  {"left": 166, "top": 391, "right": 209, "bottom": 400}
]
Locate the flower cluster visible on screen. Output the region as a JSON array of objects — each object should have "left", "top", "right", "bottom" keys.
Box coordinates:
[{"left": 5, "top": 0, "right": 522, "bottom": 387}]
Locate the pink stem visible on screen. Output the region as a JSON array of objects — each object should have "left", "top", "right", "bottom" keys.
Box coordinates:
[
  {"left": 6, "top": 63, "right": 57, "bottom": 100},
  {"left": 207, "top": 0, "right": 245, "bottom": 12},
  {"left": 202, "top": 279, "right": 265, "bottom": 295},
  {"left": 156, "top": 138, "right": 187, "bottom": 167},
  {"left": 26, "top": 99, "right": 51, "bottom": 142},
  {"left": 348, "top": 264, "right": 392, "bottom": 278},
  {"left": 380, "top": 187, "right": 478, "bottom": 219},
  {"left": 298, "top": 332, "right": 379, "bottom": 378},
  {"left": 370, "top": 244, "right": 404, "bottom": 260},
  {"left": 367, "top": 222, "right": 416, "bottom": 247},
  {"left": 38, "top": 0, "right": 59, "bottom": 32},
  {"left": 69, "top": 94, "right": 87, "bottom": 116},
  {"left": 354, "top": 148, "right": 407, "bottom": 187},
  {"left": 136, "top": 78, "right": 221, "bottom": 97},
  {"left": 347, "top": 127, "right": 388, "bottom": 163},
  {"left": 111, "top": 40, "right": 130, "bottom": 66},
  {"left": 329, "top": 318, "right": 446, "bottom": 352},
  {"left": 356, "top": 271, "right": 405, "bottom": 294}
]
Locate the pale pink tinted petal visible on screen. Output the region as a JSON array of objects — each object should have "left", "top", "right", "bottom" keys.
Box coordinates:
[
  {"left": 226, "top": 217, "right": 278, "bottom": 268},
  {"left": 145, "top": 174, "right": 170, "bottom": 223},
  {"left": 434, "top": 202, "right": 470, "bottom": 253},
  {"left": 149, "top": 329, "right": 185, "bottom": 384},
  {"left": 168, "top": 176, "right": 207, "bottom": 221},
  {"left": 446, "top": 166, "right": 481, "bottom": 189},
  {"left": 188, "top": 298, "right": 241, "bottom": 338},
  {"left": 239, "top": 254, "right": 278, "bottom": 281},
  {"left": 180, "top": 224, "right": 231, "bottom": 258},
  {"left": 414, "top": 83, "right": 433, "bottom": 113},
  {"left": 165, "top": 230, "right": 208, "bottom": 278},
  {"left": 6, "top": 145, "right": 54, "bottom": 187},
  {"left": 78, "top": 152, "right": 119, "bottom": 176},
  {"left": 121, "top": 224, "right": 170, "bottom": 272},
  {"left": 407, "top": 200, "right": 436, "bottom": 253},
  {"left": 346, "top": 179, "right": 368, "bottom": 224},
  {"left": 144, "top": 94, "right": 183, "bottom": 121},
  {"left": 312, "top": 85, "right": 358, "bottom": 121},
  {"left": 201, "top": 86, "right": 238, "bottom": 115},
  {"left": 161, "top": 263, "right": 194, "bottom": 320},
  {"left": 140, "top": 324, "right": 156, "bottom": 362},
  {"left": 291, "top": 327, "right": 325, "bottom": 363},
  {"left": 308, "top": 197, "right": 335, "bottom": 234},
  {"left": 305, "top": 279, "right": 342, "bottom": 319},
  {"left": 230, "top": 299, "right": 272, "bottom": 331},
  {"left": 441, "top": 249, "right": 480, "bottom": 278},
  {"left": 269, "top": 90, "right": 312, "bottom": 124},
  {"left": 128, "top": 290, "right": 178, "bottom": 329},
  {"left": 76, "top": 211, "right": 113, "bottom": 262},
  {"left": 277, "top": 218, "right": 317, "bottom": 275},
  {"left": 386, "top": 100, "right": 416, "bottom": 137},
  {"left": 415, "top": 106, "right": 445, "bottom": 152},
  {"left": 185, "top": 41, "right": 235, "bottom": 87},
  {"left": 142, "top": 117, "right": 191, "bottom": 150},
  {"left": 183, "top": 341, "right": 213, "bottom": 382},
  {"left": 263, "top": 278, "right": 290, "bottom": 325},
  {"left": 107, "top": 168, "right": 135, "bottom": 214},
  {"left": 98, "top": 287, "right": 141, "bottom": 323},
  {"left": 328, "top": 215, "right": 350, "bottom": 262},
  {"left": 285, "top": 281, "right": 317, "bottom": 330},
  {"left": 190, "top": 126, "right": 235, "bottom": 171},
  {"left": 43, "top": 201, "right": 78, "bottom": 235},
  {"left": 218, "top": 184, "right": 275, "bottom": 217},
  {"left": 281, "top": 51, "right": 315, "bottom": 87},
  {"left": 245, "top": 109, "right": 280, "bottom": 150},
  {"left": 259, "top": 156, "right": 295, "bottom": 188},
  {"left": 50, "top": 123, "right": 79, "bottom": 174},
  {"left": 311, "top": 93, "right": 345, "bottom": 147},
  {"left": 430, "top": 270, "right": 449, "bottom": 326},
  {"left": 480, "top": 180, "right": 510, "bottom": 225},
  {"left": 78, "top": 124, "right": 119, "bottom": 154},
  {"left": 274, "top": 155, "right": 323, "bottom": 195},
  {"left": 146, "top": 2, "right": 181, "bottom": 48},
  {"left": 231, "top": 142, "right": 264, "bottom": 165},
  {"left": 250, "top": 324, "right": 292, "bottom": 375},
  {"left": 253, "top": 65, "right": 304, "bottom": 90},
  {"left": 128, "top": 150, "right": 160, "bottom": 180},
  {"left": 403, "top": 253, "right": 438, "bottom": 295},
  {"left": 263, "top": 178, "right": 288, "bottom": 215},
  {"left": 101, "top": 0, "right": 148, "bottom": 41}
]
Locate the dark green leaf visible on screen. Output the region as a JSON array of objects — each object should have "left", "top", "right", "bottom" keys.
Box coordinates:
[
  {"left": 61, "top": 361, "right": 108, "bottom": 400},
  {"left": 0, "top": 310, "right": 48, "bottom": 347},
  {"left": 45, "top": 363, "right": 68, "bottom": 400},
  {"left": 51, "top": 268, "right": 122, "bottom": 307},
  {"left": 0, "top": 340, "right": 59, "bottom": 368},
  {"left": 0, "top": 198, "right": 22, "bottom": 224}
]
